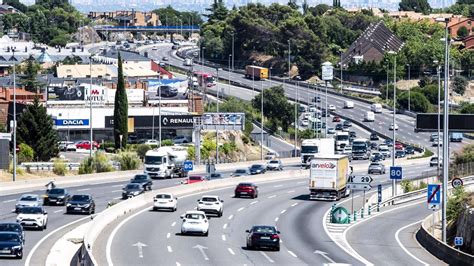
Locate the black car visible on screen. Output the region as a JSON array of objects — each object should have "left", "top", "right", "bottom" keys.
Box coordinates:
[
  {"left": 335, "top": 124, "right": 343, "bottom": 130},
  {"left": 405, "top": 146, "right": 415, "bottom": 154},
  {"left": 349, "top": 131, "right": 357, "bottom": 138},
  {"left": 343, "top": 120, "right": 352, "bottom": 127},
  {"left": 160, "top": 86, "right": 178, "bottom": 98},
  {"left": 66, "top": 195, "right": 95, "bottom": 214},
  {"left": 298, "top": 105, "right": 306, "bottom": 112},
  {"left": 395, "top": 150, "right": 406, "bottom": 158},
  {"left": 0, "top": 232, "right": 23, "bottom": 259},
  {"left": 0, "top": 223, "right": 24, "bottom": 243},
  {"left": 249, "top": 164, "right": 266, "bottom": 175},
  {"left": 370, "top": 142, "right": 378, "bottom": 150},
  {"left": 246, "top": 225, "right": 280, "bottom": 251},
  {"left": 44, "top": 188, "right": 71, "bottom": 206},
  {"left": 122, "top": 183, "right": 145, "bottom": 199},
  {"left": 131, "top": 174, "right": 153, "bottom": 190},
  {"left": 370, "top": 132, "right": 379, "bottom": 141},
  {"left": 207, "top": 172, "right": 223, "bottom": 180},
  {"left": 385, "top": 139, "right": 393, "bottom": 147},
  {"left": 370, "top": 153, "right": 384, "bottom": 162}
]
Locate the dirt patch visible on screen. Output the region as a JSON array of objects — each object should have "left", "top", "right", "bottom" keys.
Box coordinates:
[{"left": 0, "top": 170, "right": 77, "bottom": 182}]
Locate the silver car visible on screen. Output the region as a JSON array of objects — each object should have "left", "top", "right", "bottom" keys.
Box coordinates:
[
  {"left": 368, "top": 162, "right": 386, "bottom": 175},
  {"left": 266, "top": 160, "right": 283, "bottom": 171},
  {"left": 15, "top": 194, "right": 41, "bottom": 213}
]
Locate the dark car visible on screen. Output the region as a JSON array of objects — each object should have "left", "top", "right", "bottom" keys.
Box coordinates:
[
  {"left": 130, "top": 174, "right": 153, "bottom": 190},
  {"left": 405, "top": 146, "right": 415, "bottom": 155},
  {"left": 231, "top": 169, "right": 249, "bottom": 177},
  {"left": 44, "top": 188, "right": 71, "bottom": 206},
  {"left": 122, "top": 183, "right": 145, "bottom": 199},
  {"left": 335, "top": 124, "right": 343, "bottom": 130},
  {"left": 66, "top": 195, "right": 95, "bottom": 214},
  {"left": 235, "top": 183, "right": 258, "bottom": 198},
  {"left": 385, "top": 139, "right": 393, "bottom": 147},
  {"left": 0, "top": 232, "right": 23, "bottom": 259},
  {"left": 343, "top": 120, "right": 352, "bottom": 127},
  {"left": 162, "top": 56, "right": 169, "bottom": 61},
  {"left": 246, "top": 225, "right": 280, "bottom": 251},
  {"left": 249, "top": 164, "right": 266, "bottom": 175},
  {"left": 370, "top": 142, "right": 378, "bottom": 150},
  {"left": 349, "top": 131, "right": 357, "bottom": 138},
  {"left": 207, "top": 172, "right": 223, "bottom": 180},
  {"left": 370, "top": 152, "right": 384, "bottom": 162},
  {"left": 395, "top": 150, "right": 406, "bottom": 158},
  {"left": 298, "top": 105, "right": 306, "bottom": 112},
  {"left": 370, "top": 132, "right": 379, "bottom": 141},
  {"left": 159, "top": 86, "right": 178, "bottom": 98},
  {"left": 0, "top": 223, "right": 24, "bottom": 243}
]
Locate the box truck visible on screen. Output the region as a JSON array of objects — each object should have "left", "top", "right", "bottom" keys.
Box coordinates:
[
  {"left": 371, "top": 103, "right": 382, "bottom": 113},
  {"left": 300, "top": 138, "right": 335, "bottom": 167},
  {"left": 245, "top": 65, "right": 269, "bottom": 80},
  {"left": 144, "top": 146, "right": 189, "bottom": 179},
  {"left": 364, "top": 111, "right": 375, "bottom": 122},
  {"left": 309, "top": 155, "right": 351, "bottom": 201},
  {"left": 344, "top": 100, "right": 354, "bottom": 109}
]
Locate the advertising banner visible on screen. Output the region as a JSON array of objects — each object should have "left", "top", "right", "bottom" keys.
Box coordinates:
[
  {"left": 106, "top": 88, "right": 144, "bottom": 104},
  {"left": 147, "top": 79, "right": 187, "bottom": 100},
  {"left": 47, "top": 86, "right": 84, "bottom": 101},
  {"left": 202, "top": 113, "right": 244, "bottom": 125},
  {"left": 55, "top": 119, "right": 90, "bottom": 126}
]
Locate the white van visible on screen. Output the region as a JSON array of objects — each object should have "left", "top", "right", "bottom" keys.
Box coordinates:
[
  {"left": 365, "top": 111, "right": 375, "bottom": 122},
  {"left": 344, "top": 101, "right": 354, "bottom": 109},
  {"left": 371, "top": 103, "right": 382, "bottom": 113}
]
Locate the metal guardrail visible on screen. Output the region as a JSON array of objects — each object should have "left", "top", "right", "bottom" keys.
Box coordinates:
[{"left": 20, "top": 162, "right": 80, "bottom": 171}]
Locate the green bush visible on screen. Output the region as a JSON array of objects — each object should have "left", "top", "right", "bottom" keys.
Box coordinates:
[
  {"left": 400, "top": 179, "right": 414, "bottom": 193},
  {"left": 136, "top": 144, "right": 151, "bottom": 159},
  {"left": 447, "top": 187, "right": 468, "bottom": 222},
  {"left": 241, "top": 135, "right": 250, "bottom": 144},
  {"left": 161, "top": 139, "right": 174, "bottom": 146},
  {"left": 53, "top": 160, "right": 67, "bottom": 176},
  {"left": 126, "top": 144, "right": 138, "bottom": 152},
  {"left": 18, "top": 143, "right": 34, "bottom": 163},
  {"left": 116, "top": 152, "right": 141, "bottom": 170},
  {"left": 94, "top": 152, "right": 113, "bottom": 173},
  {"left": 9, "top": 161, "right": 25, "bottom": 175},
  {"left": 78, "top": 157, "right": 93, "bottom": 175},
  {"left": 187, "top": 145, "right": 195, "bottom": 160},
  {"left": 221, "top": 141, "right": 237, "bottom": 155},
  {"left": 408, "top": 148, "right": 433, "bottom": 160},
  {"left": 418, "top": 181, "right": 427, "bottom": 190}
]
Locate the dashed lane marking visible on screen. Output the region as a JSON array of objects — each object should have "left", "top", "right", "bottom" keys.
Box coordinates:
[
  {"left": 171, "top": 222, "right": 176, "bottom": 227},
  {"left": 54, "top": 210, "right": 63, "bottom": 213},
  {"left": 268, "top": 195, "right": 276, "bottom": 199},
  {"left": 274, "top": 185, "right": 283, "bottom": 188},
  {"left": 260, "top": 251, "right": 275, "bottom": 263},
  {"left": 167, "top": 233, "right": 171, "bottom": 239},
  {"left": 77, "top": 188, "right": 91, "bottom": 191},
  {"left": 113, "top": 197, "right": 121, "bottom": 200},
  {"left": 111, "top": 190, "right": 122, "bottom": 193},
  {"left": 281, "top": 210, "right": 286, "bottom": 214},
  {"left": 228, "top": 215, "right": 234, "bottom": 220},
  {"left": 250, "top": 201, "right": 258, "bottom": 205},
  {"left": 167, "top": 246, "right": 173, "bottom": 253},
  {"left": 288, "top": 250, "right": 298, "bottom": 258},
  {"left": 228, "top": 248, "right": 235, "bottom": 255},
  {"left": 237, "top": 207, "right": 245, "bottom": 212},
  {"left": 223, "top": 223, "right": 228, "bottom": 229},
  {"left": 222, "top": 235, "right": 226, "bottom": 241},
  {"left": 291, "top": 203, "right": 298, "bottom": 207},
  {"left": 275, "top": 217, "right": 279, "bottom": 222},
  {"left": 3, "top": 199, "right": 15, "bottom": 203},
  {"left": 287, "top": 190, "right": 295, "bottom": 193}
]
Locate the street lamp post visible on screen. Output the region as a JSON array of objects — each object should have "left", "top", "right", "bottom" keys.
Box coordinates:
[
  {"left": 321, "top": 62, "right": 333, "bottom": 137},
  {"left": 388, "top": 51, "right": 397, "bottom": 197},
  {"left": 231, "top": 32, "right": 235, "bottom": 72},
  {"left": 216, "top": 68, "right": 221, "bottom": 163},
  {"left": 294, "top": 77, "right": 298, "bottom": 158},
  {"left": 340, "top": 50, "right": 344, "bottom": 92},
  {"left": 252, "top": 60, "right": 256, "bottom": 96},
  {"left": 89, "top": 56, "right": 93, "bottom": 157},
  {"left": 386, "top": 62, "right": 389, "bottom": 101},
  {"left": 12, "top": 49, "right": 16, "bottom": 182},
  {"left": 434, "top": 60, "right": 441, "bottom": 183},
  {"left": 407, "top": 63, "right": 411, "bottom": 112},
  {"left": 159, "top": 78, "right": 162, "bottom": 147},
  {"left": 260, "top": 78, "right": 264, "bottom": 161}
]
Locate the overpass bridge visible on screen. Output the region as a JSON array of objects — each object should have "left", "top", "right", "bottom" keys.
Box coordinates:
[{"left": 94, "top": 25, "right": 200, "bottom": 33}]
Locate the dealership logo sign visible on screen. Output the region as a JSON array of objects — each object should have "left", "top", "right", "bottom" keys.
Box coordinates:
[{"left": 55, "top": 119, "right": 89, "bottom": 126}]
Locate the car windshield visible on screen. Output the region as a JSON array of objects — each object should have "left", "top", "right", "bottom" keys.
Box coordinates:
[
  {"left": 20, "top": 195, "right": 37, "bottom": 201},
  {"left": 0, "top": 224, "right": 21, "bottom": 232},
  {"left": 336, "top": 135, "right": 349, "bottom": 141},
  {"left": 235, "top": 169, "right": 247, "bottom": 174},
  {"left": 269, "top": 160, "right": 279, "bottom": 164},
  {"left": 301, "top": 146, "right": 318, "bottom": 153},
  {"left": 155, "top": 194, "right": 171, "bottom": 199},
  {"left": 189, "top": 176, "right": 202, "bottom": 180},
  {"left": 251, "top": 164, "right": 262, "bottom": 169},
  {"left": 253, "top": 226, "right": 276, "bottom": 233},
  {"left": 20, "top": 207, "right": 42, "bottom": 214},
  {"left": 370, "top": 163, "right": 380, "bottom": 166},
  {"left": 134, "top": 175, "right": 147, "bottom": 180},
  {"left": 145, "top": 156, "right": 162, "bottom": 165},
  {"left": 238, "top": 183, "right": 253, "bottom": 187},
  {"left": 0, "top": 233, "right": 20, "bottom": 242},
  {"left": 49, "top": 189, "right": 65, "bottom": 194},
  {"left": 70, "top": 195, "right": 90, "bottom": 201},
  {"left": 126, "top": 184, "right": 140, "bottom": 189},
  {"left": 185, "top": 213, "right": 205, "bottom": 220},
  {"left": 201, "top": 197, "right": 217, "bottom": 202}
]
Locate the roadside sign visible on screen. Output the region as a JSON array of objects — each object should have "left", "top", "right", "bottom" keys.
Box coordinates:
[
  {"left": 0, "top": 133, "right": 11, "bottom": 141},
  {"left": 377, "top": 184, "right": 382, "bottom": 203},
  {"left": 183, "top": 160, "right": 193, "bottom": 172},
  {"left": 451, "top": 178, "right": 463, "bottom": 189},
  {"left": 347, "top": 183, "right": 372, "bottom": 191},
  {"left": 331, "top": 206, "right": 349, "bottom": 224},
  {"left": 454, "top": 237, "right": 463, "bottom": 246},
  {"left": 321, "top": 62, "right": 333, "bottom": 81},
  {"left": 427, "top": 184, "right": 441, "bottom": 210},
  {"left": 347, "top": 175, "right": 372, "bottom": 191},
  {"left": 389, "top": 166, "right": 403, "bottom": 180}
]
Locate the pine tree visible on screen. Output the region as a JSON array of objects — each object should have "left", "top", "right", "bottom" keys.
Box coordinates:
[
  {"left": 17, "top": 97, "right": 59, "bottom": 161},
  {"left": 21, "top": 57, "right": 42, "bottom": 93},
  {"left": 113, "top": 52, "right": 128, "bottom": 149}
]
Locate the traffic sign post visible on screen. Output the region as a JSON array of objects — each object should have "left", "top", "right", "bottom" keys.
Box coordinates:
[
  {"left": 427, "top": 184, "right": 441, "bottom": 210},
  {"left": 377, "top": 184, "right": 382, "bottom": 212},
  {"left": 451, "top": 178, "right": 463, "bottom": 189},
  {"left": 389, "top": 166, "right": 403, "bottom": 180},
  {"left": 347, "top": 175, "right": 373, "bottom": 191},
  {"left": 331, "top": 206, "right": 349, "bottom": 224},
  {"left": 183, "top": 160, "right": 193, "bottom": 172},
  {"left": 454, "top": 237, "right": 463, "bottom": 249}
]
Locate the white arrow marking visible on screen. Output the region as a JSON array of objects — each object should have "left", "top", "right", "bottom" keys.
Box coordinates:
[
  {"left": 193, "top": 245, "right": 209, "bottom": 261},
  {"left": 132, "top": 242, "right": 147, "bottom": 258},
  {"left": 314, "top": 250, "right": 335, "bottom": 263}
]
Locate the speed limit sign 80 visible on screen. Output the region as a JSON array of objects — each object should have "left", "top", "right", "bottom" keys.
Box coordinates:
[{"left": 452, "top": 178, "right": 463, "bottom": 189}]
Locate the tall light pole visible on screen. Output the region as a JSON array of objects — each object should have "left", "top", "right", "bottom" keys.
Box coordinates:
[
  {"left": 407, "top": 63, "right": 411, "bottom": 112},
  {"left": 89, "top": 55, "right": 93, "bottom": 158},
  {"left": 158, "top": 78, "right": 162, "bottom": 147},
  {"left": 434, "top": 60, "right": 441, "bottom": 183},
  {"left": 12, "top": 49, "right": 16, "bottom": 182},
  {"left": 295, "top": 76, "right": 301, "bottom": 157},
  {"left": 216, "top": 68, "right": 221, "bottom": 163},
  {"left": 386, "top": 62, "right": 389, "bottom": 101},
  {"left": 260, "top": 77, "right": 264, "bottom": 161},
  {"left": 230, "top": 32, "right": 235, "bottom": 72},
  {"left": 340, "top": 50, "right": 344, "bottom": 92},
  {"left": 388, "top": 50, "right": 397, "bottom": 197},
  {"left": 252, "top": 60, "right": 256, "bottom": 96},
  {"left": 322, "top": 62, "right": 333, "bottom": 137}
]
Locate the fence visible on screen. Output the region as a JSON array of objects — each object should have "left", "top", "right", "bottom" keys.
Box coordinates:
[{"left": 450, "top": 162, "right": 474, "bottom": 179}]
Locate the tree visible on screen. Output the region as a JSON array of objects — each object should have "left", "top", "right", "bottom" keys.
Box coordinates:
[
  {"left": 302, "top": 0, "right": 309, "bottom": 15},
  {"left": 251, "top": 86, "right": 295, "bottom": 132},
  {"left": 113, "top": 53, "right": 128, "bottom": 149},
  {"left": 397, "top": 91, "right": 431, "bottom": 112},
  {"left": 399, "top": 0, "right": 432, "bottom": 14},
  {"left": 288, "top": 0, "right": 299, "bottom": 10},
  {"left": 459, "top": 102, "right": 474, "bottom": 114},
  {"left": 3, "top": 0, "right": 28, "bottom": 13},
  {"left": 17, "top": 97, "right": 59, "bottom": 161},
  {"left": 21, "top": 57, "right": 42, "bottom": 93},
  {"left": 205, "top": 0, "right": 228, "bottom": 22},
  {"left": 452, "top": 76, "right": 468, "bottom": 95},
  {"left": 457, "top": 26, "right": 469, "bottom": 39}
]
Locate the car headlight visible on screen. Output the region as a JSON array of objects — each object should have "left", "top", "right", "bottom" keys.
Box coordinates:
[
  {"left": 83, "top": 204, "right": 90, "bottom": 208},
  {"left": 12, "top": 245, "right": 22, "bottom": 249},
  {"left": 36, "top": 217, "right": 43, "bottom": 220},
  {"left": 58, "top": 196, "right": 65, "bottom": 199},
  {"left": 67, "top": 203, "right": 71, "bottom": 207},
  {"left": 133, "top": 191, "right": 140, "bottom": 195}
]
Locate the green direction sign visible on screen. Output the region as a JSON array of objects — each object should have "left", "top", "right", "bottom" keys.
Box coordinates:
[{"left": 331, "top": 207, "right": 350, "bottom": 224}]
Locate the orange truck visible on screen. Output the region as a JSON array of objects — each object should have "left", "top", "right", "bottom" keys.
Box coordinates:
[{"left": 245, "top": 65, "right": 269, "bottom": 80}]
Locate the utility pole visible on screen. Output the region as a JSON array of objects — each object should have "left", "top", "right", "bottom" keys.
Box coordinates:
[
  {"left": 260, "top": 80, "right": 264, "bottom": 161},
  {"left": 231, "top": 32, "right": 235, "bottom": 72},
  {"left": 407, "top": 63, "right": 411, "bottom": 112},
  {"left": 216, "top": 68, "right": 220, "bottom": 163},
  {"left": 159, "top": 75, "right": 162, "bottom": 147},
  {"left": 12, "top": 49, "right": 16, "bottom": 182},
  {"left": 89, "top": 55, "right": 93, "bottom": 158},
  {"left": 388, "top": 51, "right": 397, "bottom": 197}
]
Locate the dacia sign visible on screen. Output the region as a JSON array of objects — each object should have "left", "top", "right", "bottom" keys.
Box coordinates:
[{"left": 55, "top": 119, "right": 90, "bottom": 126}]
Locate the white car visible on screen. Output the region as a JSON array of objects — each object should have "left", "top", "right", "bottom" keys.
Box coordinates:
[
  {"left": 329, "top": 104, "right": 336, "bottom": 111},
  {"left": 144, "top": 139, "right": 159, "bottom": 146},
  {"left": 153, "top": 193, "right": 177, "bottom": 211},
  {"left": 180, "top": 211, "right": 209, "bottom": 236},
  {"left": 327, "top": 127, "right": 336, "bottom": 134},
  {"left": 309, "top": 107, "right": 317, "bottom": 113},
  {"left": 378, "top": 144, "right": 391, "bottom": 158},
  {"left": 197, "top": 195, "right": 224, "bottom": 217},
  {"left": 16, "top": 206, "right": 48, "bottom": 230},
  {"left": 389, "top": 123, "right": 399, "bottom": 130},
  {"left": 304, "top": 113, "right": 310, "bottom": 119},
  {"left": 15, "top": 194, "right": 41, "bottom": 213},
  {"left": 266, "top": 160, "right": 283, "bottom": 171},
  {"left": 301, "top": 119, "right": 309, "bottom": 127}
]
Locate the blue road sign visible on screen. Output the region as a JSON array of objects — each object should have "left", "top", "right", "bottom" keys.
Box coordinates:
[
  {"left": 427, "top": 184, "right": 441, "bottom": 204},
  {"left": 377, "top": 184, "right": 382, "bottom": 203},
  {"left": 454, "top": 237, "right": 463, "bottom": 246},
  {"left": 389, "top": 166, "right": 403, "bottom": 180},
  {"left": 183, "top": 160, "right": 193, "bottom": 171}
]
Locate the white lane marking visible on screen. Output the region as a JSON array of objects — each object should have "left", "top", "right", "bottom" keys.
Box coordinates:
[
  {"left": 287, "top": 190, "right": 295, "bottom": 193},
  {"left": 297, "top": 181, "right": 306, "bottom": 184},
  {"left": 25, "top": 216, "right": 90, "bottom": 266},
  {"left": 171, "top": 222, "right": 176, "bottom": 227},
  {"left": 237, "top": 207, "right": 245, "bottom": 212},
  {"left": 167, "top": 246, "right": 173, "bottom": 253},
  {"left": 176, "top": 262, "right": 181, "bottom": 266},
  {"left": 281, "top": 210, "right": 286, "bottom": 214},
  {"left": 223, "top": 223, "right": 228, "bottom": 229},
  {"left": 268, "top": 195, "right": 276, "bottom": 199},
  {"left": 222, "top": 234, "right": 226, "bottom": 241},
  {"left": 288, "top": 250, "right": 298, "bottom": 258},
  {"left": 250, "top": 201, "right": 258, "bottom": 205},
  {"left": 395, "top": 219, "right": 429, "bottom": 266},
  {"left": 260, "top": 251, "right": 275, "bottom": 263},
  {"left": 112, "top": 190, "right": 122, "bottom": 193},
  {"left": 54, "top": 209, "right": 63, "bottom": 213},
  {"left": 167, "top": 233, "right": 171, "bottom": 239},
  {"left": 3, "top": 199, "right": 16, "bottom": 203},
  {"left": 77, "top": 188, "right": 91, "bottom": 191},
  {"left": 228, "top": 214, "right": 234, "bottom": 220},
  {"left": 314, "top": 250, "right": 336, "bottom": 263},
  {"left": 291, "top": 203, "right": 298, "bottom": 207},
  {"left": 274, "top": 185, "right": 283, "bottom": 188},
  {"left": 113, "top": 196, "right": 121, "bottom": 200},
  {"left": 112, "top": 184, "right": 123, "bottom": 187},
  {"left": 275, "top": 217, "right": 279, "bottom": 222},
  {"left": 228, "top": 248, "right": 235, "bottom": 255}
]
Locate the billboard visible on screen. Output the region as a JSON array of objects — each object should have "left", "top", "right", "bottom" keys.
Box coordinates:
[
  {"left": 106, "top": 88, "right": 144, "bottom": 104},
  {"left": 310, "top": 160, "right": 337, "bottom": 179},
  {"left": 105, "top": 115, "right": 197, "bottom": 129},
  {"left": 47, "top": 86, "right": 85, "bottom": 101},
  {"left": 147, "top": 79, "right": 188, "bottom": 101},
  {"left": 202, "top": 113, "right": 245, "bottom": 125},
  {"left": 415, "top": 114, "right": 474, "bottom": 132},
  {"left": 47, "top": 84, "right": 145, "bottom": 105},
  {"left": 55, "top": 119, "right": 90, "bottom": 126}
]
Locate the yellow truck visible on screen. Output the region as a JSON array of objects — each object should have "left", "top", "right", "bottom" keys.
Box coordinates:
[
  {"left": 309, "top": 154, "right": 351, "bottom": 201},
  {"left": 245, "top": 65, "right": 269, "bottom": 80}
]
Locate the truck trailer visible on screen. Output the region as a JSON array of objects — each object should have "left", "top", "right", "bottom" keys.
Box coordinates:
[
  {"left": 309, "top": 155, "right": 350, "bottom": 201},
  {"left": 300, "top": 138, "right": 335, "bottom": 168},
  {"left": 245, "top": 65, "right": 269, "bottom": 80}
]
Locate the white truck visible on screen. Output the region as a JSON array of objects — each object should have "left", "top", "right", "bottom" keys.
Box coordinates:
[
  {"left": 344, "top": 100, "right": 354, "bottom": 109},
  {"left": 301, "top": 138, "right": 335, "bottom": 168},
  {"left": 309, "top": 154, "right": 351, "bottom": 201},
  {"left": 364, "top": 111, "right": 375, "bottom": 122},
  {"left": 144, "top": 146, "right": 189, "bottom": 179},
  {"left": 184, "top": 58, "right": 193, "bottom": 66},
  {"left": 371, "top": 103, "right": 382, "bottom": 113},
  {"left": 335, "top": 132, "right": 350, "bottom": 152}
]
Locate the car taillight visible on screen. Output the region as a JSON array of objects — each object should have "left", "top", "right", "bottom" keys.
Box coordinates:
[
  {"left": 271, "top": 234, "right": 279, "bottom": 240},
  {"left": 215, "top": 202, "right": 219, "bottom": 205},
  {"left": 154, "top": 199, "right": 157, "bottom": 202},
  {"left": 169, "top": 199, "right": 174, "bottom": 202}
]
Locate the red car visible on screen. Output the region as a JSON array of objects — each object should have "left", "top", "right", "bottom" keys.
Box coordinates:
[
  {"left": 332, "top": 116, "right": 341, "bottom": 122},
  {"left": 182, "top": 175, "right": 206, "bottom": 184},
  {"left": 395, "top": 142, "right": 404, "bottom": 150},
  {"left": 235, "top": 183, "right": 259, "bottom": 198},
  {"left": 75, "top": 141, "right": 100, "bottom": 150}
]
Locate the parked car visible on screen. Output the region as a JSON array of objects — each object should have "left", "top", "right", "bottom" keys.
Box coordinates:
[
  {"left": 58, "top": 141, "right": 74, "bottom": 151},
  {"left": 234, "top": 183, "right": 259, "bottom": 198},
  {"left": 130, "top": 174, "right": 153, "bottom": 191},
  {"left": 16, "top": 206, "right": 48, "bottom": 230},
  {"left": 197, "top": 195, "right": 224, "bottom": 217},
  {"left": 332, "top": 116, "right": 341, "bottom": 122},
  {"left": 75, "top": 141, "right": 100, "bottom": 150},
  {"left": 395, "top": 150, "right": 406, "bottom": 158},
  {"left": 231, "top": 169, "right": 249, "bottom": 177},
  {"left": 173, "top": 136, "right": 191, "bottom": 144},
  {"left": 0, "top": 232, "right": 23, "bottom": 259},
  {"left": 405, "top": 146, "right": 415, "bottom": 155},
  {"left": 66, "top": 194, "right": 95, "bottom": 214},
  {"left": 0, "top": 223, "right": 24, "bottom": 243},
  {"left": 15, "top": 194, "right": 41, "bottom": 213},
  {"left": 368, "top": 162, "right": 386, "bottom": 174},
  {"left": 153, "top": 193, "right": 177, "bottom": 211},
  {"left": 122, "top": 183, "right": 145, "bottom": 199},
  {"left": 266, "top": 160, "right": 283, "bottom": 171},
  {"left": 182, "top": 175, "right": 207, "bottom": 184},
  {"left": 246, "top": 225, "right": 280, "bottom": 251},
  {"left": 44, "top": 188, "right": 70, "bottom": 206},
  {"left": 143, "top": 139, "right": 159, "bottom": 146},
  {"left": 249, "top": 164, "right": 266, "bottom": 175},
  {"left": 370, "top": 132, "right": 379, "bottom": 141}
]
